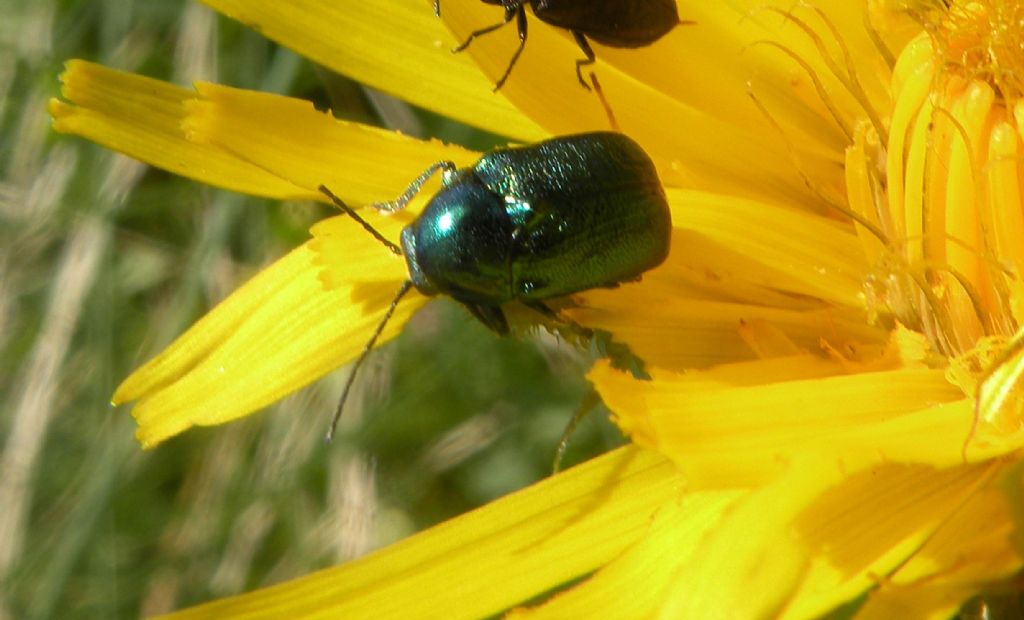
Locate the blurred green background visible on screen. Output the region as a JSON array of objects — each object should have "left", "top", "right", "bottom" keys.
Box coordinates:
[{"left": 0, "top": 1, "right": 624, "bottom": 617}]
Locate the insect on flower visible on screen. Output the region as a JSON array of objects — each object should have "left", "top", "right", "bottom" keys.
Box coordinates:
[
  {"left": 435, "top": 0, "right": 689, "bottom": 90},
  {"left": 320, "top": 131, "right": 671, "bottom": 441}
]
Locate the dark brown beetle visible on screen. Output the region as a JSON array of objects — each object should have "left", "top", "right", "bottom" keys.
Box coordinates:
[{"left": 435, "top": 0, "right": 688, "bottom": 90}]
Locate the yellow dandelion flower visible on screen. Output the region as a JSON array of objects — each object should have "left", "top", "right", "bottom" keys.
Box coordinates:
[{"left": 48, "top": 0, "right": 1024, "bottom": 618}]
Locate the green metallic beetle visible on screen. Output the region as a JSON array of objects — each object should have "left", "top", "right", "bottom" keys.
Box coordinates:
[{"left": 319, "top": 131, "right": 671, "bottom": 438}]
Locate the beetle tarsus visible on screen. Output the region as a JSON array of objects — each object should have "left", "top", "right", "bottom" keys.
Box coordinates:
[{"left": 588, "top": 72, "right": 620, "bottom": 131}]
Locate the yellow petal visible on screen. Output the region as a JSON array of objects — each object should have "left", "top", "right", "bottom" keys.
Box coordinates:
[
  {"left": 197, "top": 0, "right": 546, "bottom": 142},
  {"left": 854, "top": 481, "right": 1020, "bottom": 619},
  {"left": 662, "top": 462, "right": 829, "bottom": 619},
  {"left": 569, "top": 190, "right": 881, "bottom": 370},
  {"left": 526, "top": 456, "right": 835, "bottom": 619},
  {"left": 514, "top": 489, "right": 745, "bottom": 619},
  {"left": 183, "top": 82, "right": 479, "bottom": 207},
  {"left": 521, "top": 461, "right": 1013, "bottom": 620},
  {"left": 115, "top": 220, "right": 425, "bottom": 447},
  {"left": 786, "top": 462, "right": 1001, "bottom": 619},
  {"left": 738, "top": 318, "right": 806, "bottom": 358},
  {"left": 975, "top": 325, "right": 1024, "bottom": 449},
  {"left": 572, "top": 289, "right": 884, "bottom": 372},
  {"left": 592, "top": 358, "right": 1004, "bottom": 488},
  {"left": 50, "top": 60, "right": 303, "bottom": 198},
  {"left": 51, "top": 61, "right": 488, "bottom": 211},
  {"left": 160, "top": 447, "right": 680, "bottom": 620},
  {"left": 663, "top": 190, "right": 869, "bottom": 306}
]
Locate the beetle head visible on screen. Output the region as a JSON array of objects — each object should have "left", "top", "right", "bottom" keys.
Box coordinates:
[
  {"left": 399, "top": 178, "right": 513, "bottom": 304},
  {"left": 400, "top": 226, "right": 436, "bottom": 296}
]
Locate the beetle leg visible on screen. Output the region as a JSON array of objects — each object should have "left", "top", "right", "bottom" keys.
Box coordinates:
[
  {"left": 432, "top": 0, "right": 440, "bottom": 17},
  {"left": 372, "top": 161, "right": 458, "bottom": 213},
  {"left": 452, "top": 6, "right": 517, "bottom": 53},
  {"left": 552, "top": 388, "right": 602, "bottom": 473},
  {"left": 522, "top": 299, "right": 559, "bottom": 321},
  {"left": 491, "top": 7, "right": 528, "bottom": 91},
  {"left": 523, "top": 300, "right": 594, "bottom": 337},
  {"left": 571, "top": 31, "right": 595, "bottom": 91},
  {"left": 463, "top": 303, "right": 510, "bottom": 336}
]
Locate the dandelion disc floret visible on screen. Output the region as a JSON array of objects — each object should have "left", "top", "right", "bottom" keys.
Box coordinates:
[{"left": 850, "top": 1, "right": 1024, "bottom": 450}]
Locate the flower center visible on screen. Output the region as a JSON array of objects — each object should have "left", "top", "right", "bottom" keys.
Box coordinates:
[
  {"left": 920, "top": 0, "right": 1024, "bottom": 101},
  {"left": 844, "top": 1, "right": 1024, "bottom": 359},
  {"left": 847, "top": 1, "right": 1024, "bottom": 442}
]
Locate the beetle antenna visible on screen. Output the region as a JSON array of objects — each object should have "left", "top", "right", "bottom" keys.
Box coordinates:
[
  {"left": 318, "top": 184, "right": 402, "bottom": 256},
  {"left": 327, "top": 280, "right": 415, "bottom": 442}
]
